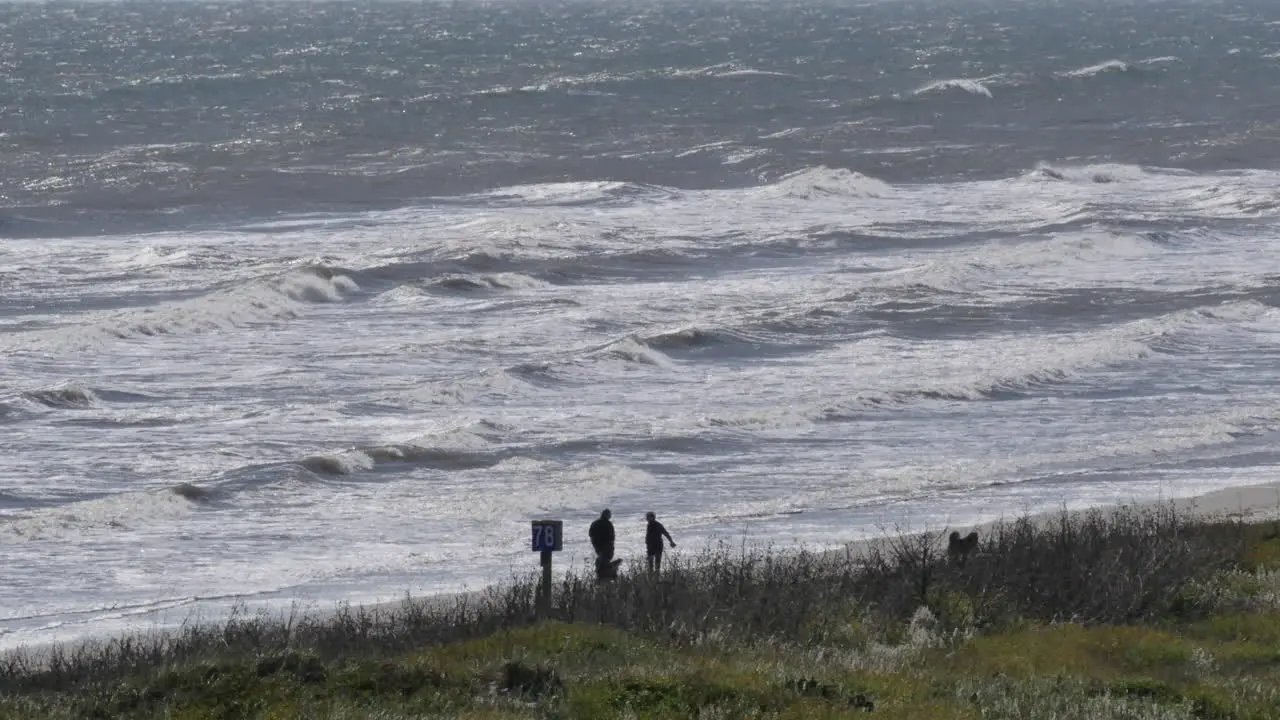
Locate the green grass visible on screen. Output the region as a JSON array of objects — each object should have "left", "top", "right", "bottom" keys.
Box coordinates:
[
  {"left": 17, "top": 618, "right": 1280, "bottom": 719},
  {"left": 6, "top": 507, "right": 1280, "bottom": 719}
]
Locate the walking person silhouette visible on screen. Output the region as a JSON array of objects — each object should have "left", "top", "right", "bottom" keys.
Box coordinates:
[
  {"left": 589, "top": 509, "right": 620, "bottom": 580},
  {"left": 645, "top": 511, "right": 676, "bottom": 574}
]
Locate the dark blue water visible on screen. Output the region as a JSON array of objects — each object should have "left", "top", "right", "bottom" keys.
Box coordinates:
[
  {"left": 4, "top": 0, "right": 1280, "bottom": 236},
  {"left": 5, "top": 0, "right": 1280, "bottom": 650}
]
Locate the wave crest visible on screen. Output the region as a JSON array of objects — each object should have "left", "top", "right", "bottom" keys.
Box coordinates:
[
  {"left": 170, "top": 483, "right": 214, "bottom": 502},
  {"left": 671, "top": 63, "right": 797, "bottom": 79},
  {"left": 593, "top": 337, "right": 675, "bottom": 368},
  {"left": 2, "top": 488, "right": 199, "bottom": 540},
  {"left": 428, "top": 272, "right": 550, "bottom": 293},
  {"left": 913, "top": 78, "right": 994, "bottom": 98},
  {"left": 22, "top": 385, "right": 99, "bottom": 409},
  {"left": 468, "top": 180, "right": 675, "bottom": 207},
  {"left": 298, "top": 452, "right": 376, "bottom": 476},
  {"left": 1026, "top": 162, "right": 1153, "bottom": 184},
  {"left": 640, "top": 326, "right": 738, "bottom": 350},
  {"left": 294, "top": 443, "right": 503, "bottom": 478},
  {"left": 1061, "top": 59, "right": 1133, "bottom": 78},
  {"left": 757, "top": 167, "right": 892, "bottom": 200},
  {"left": 402, "top": 368, "right": 544, "bottom": 406},
  {"left": 2, "top": 268, "right": 358, "bottom": 352}
]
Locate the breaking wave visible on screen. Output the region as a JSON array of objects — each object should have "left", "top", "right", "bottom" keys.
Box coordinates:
[
  {"left": 1058, "top": 56, "right": 1180, "bottom": 80},
  {"left": 591, "top": 337, "right": 675, "bottom": 368},
  {"left": 285, "top": 421, "right": 515, "bottom": 480},
  {"left": 670, "top": 63, "right": 798, "bottom": 79},
  {"left": 13, "top": 384, "right": 156, "bottom": 411},
  {"left": 755, "top": 167, "right": 893, "bottom": 200},
  {"left": 913, "top": 78, "right": 995, "bottom": 98},
  {"left": 1060, "top": 59, "right": 1136, "bottom": 78},
  {"left": 0, "top": 267, "right": 358, "bottom": 352},
  {"left": 397, "top": 368, "right": 547, "bottom": 406},
  {"left": 298, "top": 452, "right": 377, "bottom": 476},
  {"left": 426, "top": 272, "right": 551, "bottom": 293},
  {"left": 640, "top": 326, "right": 746, "bottom": 350},
  {"left": 1, "top": 488, "right": 201, "bottom": 540},
  {"left": 698, "top": 300, "right": 1272, "bottom": 428},
  {"left": 22, "top": 385, "right": 99, "bottom": 409},
  {"left": 466, "top": 180, "right": 677, "bottom": 207},
  {"left": 1026, "top": 162, "right": 1155, "bottom": 184},
  {"left": 710, "top": 397, "right": 1280, "bottom": 526},
  {"left": 293, "top": 445, "right": 501, "bottom": 477},
  {"left": 170, "top": 483, "right": 214, "bottom": 502}
]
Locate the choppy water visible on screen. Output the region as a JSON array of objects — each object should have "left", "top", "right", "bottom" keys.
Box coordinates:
[{"left": 4, "top": 0, "right": 1280, "bottom": 648}]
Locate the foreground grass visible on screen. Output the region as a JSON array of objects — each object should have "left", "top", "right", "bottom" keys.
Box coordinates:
[{"left": 5, "top": 506, "right": 1280, "bottom": 719}]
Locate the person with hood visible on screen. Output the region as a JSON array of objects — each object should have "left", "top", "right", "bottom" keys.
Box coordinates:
[{"left": 589, "top": 509, "right": 619, "bottom": 580}]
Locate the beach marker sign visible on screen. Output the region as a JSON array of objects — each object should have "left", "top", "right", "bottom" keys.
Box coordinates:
[
  {"left": 531, "top": 519, "right": 563, "bottom": 618},
  {"left": 531, "top": 519, "right": 563, "bottom": 552}
]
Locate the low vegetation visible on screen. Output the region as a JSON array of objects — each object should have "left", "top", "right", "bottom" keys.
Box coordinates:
[{"left": 4, "top": 504, "right": 1280, "bottom": 718}]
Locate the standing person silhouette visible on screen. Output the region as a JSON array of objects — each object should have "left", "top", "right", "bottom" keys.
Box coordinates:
[
  {"left": 645, "top": 511, "right": 676, "bottom": 573},
  {"left": 588, "top": 509, "right": 617, "bottom": 580}
]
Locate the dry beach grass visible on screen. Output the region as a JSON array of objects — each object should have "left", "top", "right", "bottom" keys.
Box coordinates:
[{"left": 4, "top": 484, "right": 1280, "bottom": 718}]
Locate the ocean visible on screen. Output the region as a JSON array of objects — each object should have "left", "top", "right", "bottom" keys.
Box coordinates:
[{"left": 3, "top": 0, "right": 1280, "bottom": 649}]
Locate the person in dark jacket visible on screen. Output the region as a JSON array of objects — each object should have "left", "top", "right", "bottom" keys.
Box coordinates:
[
  {"left": 589, "top": 509, "right": 620, "bottom": 580},
  {"left": 645, "top": 511, "right": 676, "bottom": 573}
]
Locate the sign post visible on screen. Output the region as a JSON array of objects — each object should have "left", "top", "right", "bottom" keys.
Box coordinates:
[{"left": 530, "top": 520, "right": 563, "bottom": 618}]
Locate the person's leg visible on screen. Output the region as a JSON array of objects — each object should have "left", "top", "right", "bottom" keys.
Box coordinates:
[
  {"left": 646, "top": 553, "right": 656, "bottom": 573},
  {"left": 653, "top": 550, "right": 662, "bottom": 574}
]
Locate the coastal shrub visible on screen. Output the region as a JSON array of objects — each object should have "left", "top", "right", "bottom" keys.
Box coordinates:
[
  {"left": 0, "top": 503, "right": 1250, "bottom": 702},
  {"left": 946, "top": 505, "right": 1242, "bottom": 623}
]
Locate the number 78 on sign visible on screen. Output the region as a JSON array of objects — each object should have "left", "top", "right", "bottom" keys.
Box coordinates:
[{"left": 531, "top": 520, "right": 563, "bottom": 552}]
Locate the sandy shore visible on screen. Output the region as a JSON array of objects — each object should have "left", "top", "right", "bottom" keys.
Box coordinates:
[
  {"left": 185, "top": 480, "right": 1280, "bottom": 618},
  {"left": 371, "top": 480, "right": 1280, "bottom": 615},
  {"left": 1159, "top": 481, "right": 1280, "bottom": 521},
  {"left": 7, "top": 480, "right": 1280, "bottom": 666},
  {"left": 938, "top": 481, "right": 1280, "bottom": 544}
]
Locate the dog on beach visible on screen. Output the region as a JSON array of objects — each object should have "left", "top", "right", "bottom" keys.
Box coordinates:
[
  {"left": 595, "top": 556, "right": 624, "bottom": 581},
  {"left": 947, "top": 530, "right": 979, "bottom": 566}
]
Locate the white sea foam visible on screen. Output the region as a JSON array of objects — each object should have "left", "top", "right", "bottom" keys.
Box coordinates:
[
  {"left": 1061, "top": 59, "right": 1132, "bottom": 77},
  {"left": 0, "top": 268, "right": 358, "bottom": 353},
  {"left": 754, "top": 166, "right": 893, "bottom": 199},
  {"left": 7, "top": 158, "right": 1280, "bottom": 652},
  {"left": 913, "top": 78, "right": 994, "bottom": 98}
]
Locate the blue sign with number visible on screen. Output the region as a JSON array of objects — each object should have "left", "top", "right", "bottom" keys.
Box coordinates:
[{"left": 531, "top": 520, "right": 563, "bottom": 552}]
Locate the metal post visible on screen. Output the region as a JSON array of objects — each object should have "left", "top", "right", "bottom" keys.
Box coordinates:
[
  {"left": 531, "top": 519, "right": 561, "bottom": 620},
  {"left": 538, "top": 550, "right": 553, "bottom": 618}
]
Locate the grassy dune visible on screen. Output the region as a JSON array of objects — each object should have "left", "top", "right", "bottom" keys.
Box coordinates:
[{"left": 5, "top": 504, "right": 1280, "bottom": 719}]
